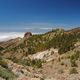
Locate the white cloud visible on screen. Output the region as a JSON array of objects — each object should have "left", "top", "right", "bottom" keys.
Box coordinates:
[
  {"left": 0, "top": 32, "right": 24, "bottom": 42},
  {"left": 0, "top": 23, "right": 76, "bottom": 42},
  {"left": 24, "top": 27, "right": 53, "bottom": 30},
  {"left": 0, "top": 32, "right": 42, "bottom": 42}
]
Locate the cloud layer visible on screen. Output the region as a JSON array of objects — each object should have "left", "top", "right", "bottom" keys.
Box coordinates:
[
  {"left": 0, "top": 32, "right": 24, "bottom": 42},
  {"left": 0, "top": 23, "right": 76, "bottom": 41}
]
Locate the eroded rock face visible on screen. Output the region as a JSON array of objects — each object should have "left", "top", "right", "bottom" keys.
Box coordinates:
[{"left": 24, "top": 32, "right": 32, "bottom": 39}]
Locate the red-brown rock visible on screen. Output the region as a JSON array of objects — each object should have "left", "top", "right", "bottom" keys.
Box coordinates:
[{"left": 24, "top": 32, "right": 32, "bottom": 39}]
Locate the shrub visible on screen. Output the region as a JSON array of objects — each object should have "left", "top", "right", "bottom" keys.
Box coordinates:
[
  {"left": 60, "top": 62, "right": 64, "bottom": 65},
  {"left": 58, "top": 57, "right": 61, "bottom": 62},
  {"left": 0, "top": 46, "right": 4, "bottom": 51},
  {"left": 40, "top": 78, "right": 44, "bottom": 80},
  {"left": 11, "top": 58, "right": 42, "bottom": 68},
  {"left": 70, "top": 51, "right": 80, "bottom": 61},
  {"left": 0, "top": 56, "right": 2, "bottom": 60},
  {"left": 70, "top": 52, "right": 80, "bottom": 67},
  {"left": 0, "top": 66, "right": 16, "bottom": 80},
  {"left": 0, "top": 60, "right": 8, "bottom": 69},
  {"left": 0, "top": 57, "right": 8, "bottom": 69},
  {"left": 19, "top": 58, "right": 31, "bottom": 66},
  {"left": 70, "top": 60, "right": 77, "bottom": 67},
  {"left": 51, "top": 51, "right": 54, "bottom": 55},
  {"left": 31, "top": 59, "right": 42, "bottom": 68},
  {"left": 69, "top": 68, "right": 78, "bottom": 74},
  {"left": 28, "top": 47, "right": 36, "bottom": 54}
]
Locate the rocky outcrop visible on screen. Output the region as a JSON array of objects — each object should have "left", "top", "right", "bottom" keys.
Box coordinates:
[
  {"left": 24, "top": 32, "right": 32, "bottom": 39},
  {"left": 27, "top": 48, "right": 58, "bottom": 62}
]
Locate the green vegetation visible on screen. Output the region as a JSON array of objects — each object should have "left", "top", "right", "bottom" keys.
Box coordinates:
[
  {"left": 0, "top": 56, "right": 16, "bottom": 80},
  {"left": 0, "top": 56, "right": 8, "bottom": 68},
  {"left": 0, "top": 60, "right": 8, "bottom": 68},
  {"left": 69, "top": 68, "right": 78, "bottom": 74},
  {"left": 60, "top": 62, "right": 64, "bottom": 65},
  {"left": 0, "top": 66, "right": 16, "bottom": 80},
  {"left": 70, "top": 51, "right": 80, "bottom": 61},
  {"left": 0, "top": 46, "right": 4, "bottom": 51},
  {"left": 48, "top": 32, "right": 77, "bottom": 54},
  {"left": 58, "top": 57, "right": 61, "bottom": 62},
  {"left": 0, "top": 28, "right": 80, "bottom": 59},
  {"left": 31, "top": 59, "right": 42, "bottom": 68},
  {"left": 26, "top": 34, "right": 48, "bottom": 55},
  {"left": 0, "top": 28, "right": 80, "bottom": 79},
  {"left": 28, "top": 47, "right": 36, "bottom": 54},
  {"left": 70, "top": 60, "right": 77, "bottom": 67},
  {"left": 70, "top": 51, "right": 80, "bottom": 67},
  {"left": 11, "top": 57, "right": 42, "bottom": 68},
  {"left": 26, "top": 29, "right": 80, "bottom": 55}
]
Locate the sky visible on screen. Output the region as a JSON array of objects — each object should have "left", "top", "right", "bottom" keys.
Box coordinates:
[{"left": 0, "top": 0, "right": 80, "bottom": 40}]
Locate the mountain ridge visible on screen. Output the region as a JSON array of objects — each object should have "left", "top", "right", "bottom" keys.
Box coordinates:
[
  {"left": 0, "top": 27, "right": 80, "bottom": 59},
  {"left": 0, "top": 27, "right": 80, "bottom": 80}
]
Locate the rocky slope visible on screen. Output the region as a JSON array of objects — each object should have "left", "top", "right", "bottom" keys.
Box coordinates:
[
  {"left": 0, "top": 28, "right": 80, "bottom": 80},
  {"left": 0, "top": 28, "right": 80, "bottom": 59}
]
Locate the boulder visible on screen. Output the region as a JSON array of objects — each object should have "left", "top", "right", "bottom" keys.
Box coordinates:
[{"left": 24, "top": 32, "right": 32, "bottom": 39}]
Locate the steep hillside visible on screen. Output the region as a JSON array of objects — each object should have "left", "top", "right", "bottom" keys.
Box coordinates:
[
  {"left": 0, "top": 28, "right": 80, "bottom": 80},
  {"left": 0, "top": 28, "right": 80, "bottom": 59}
]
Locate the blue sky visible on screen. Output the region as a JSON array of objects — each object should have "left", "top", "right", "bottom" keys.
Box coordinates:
[{"left": 0, "top": 0, "right": 80, "bottom": 33}]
